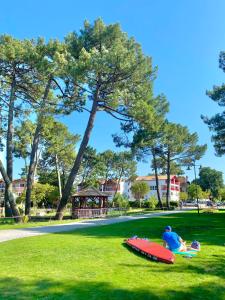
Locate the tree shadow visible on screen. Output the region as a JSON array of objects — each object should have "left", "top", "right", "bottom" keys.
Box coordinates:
[
  {"left": 3, "top": 213, "right": 224, "bottom": 249},
  {"left": 0, "top": 277, "right": 224, "bottom": 300},
  {"left": 54, "top": 212, "right": 225, "bottom": 246}
]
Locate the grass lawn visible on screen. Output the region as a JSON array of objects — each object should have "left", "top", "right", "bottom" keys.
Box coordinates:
[{"left": 0, "top": 212, "right": 224, "bottom": 300}]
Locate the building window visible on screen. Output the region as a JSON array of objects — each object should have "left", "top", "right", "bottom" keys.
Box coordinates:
[{"left": 150, "top": 186, "right": 157, "bottom": 190}]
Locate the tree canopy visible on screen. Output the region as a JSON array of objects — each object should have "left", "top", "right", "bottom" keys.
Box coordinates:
[
  {"left": 203, "top": 51, "right": 225, "bottom": 156},
  {"left": 196, "top": 167, "right": 224, "bottom": 199}
]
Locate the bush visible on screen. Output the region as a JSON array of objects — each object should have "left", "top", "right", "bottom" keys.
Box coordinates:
[
  {"left": 145, "top": 196, "right": 157, "bottom": 209},
  {"left": 156, "top": 200, "right": 167, "bottom": 208},
  {"left": 129, "top": 200, "right": 140, "bottom": 208},
  {"left": 113, "top": 194, "right": 130, "bottom": 209},
  {"left": 170, "top": 201, "right": 179, "bottom": 208},
  {"left": 22, "top": 215, "right": 29, "bottom": 223}
]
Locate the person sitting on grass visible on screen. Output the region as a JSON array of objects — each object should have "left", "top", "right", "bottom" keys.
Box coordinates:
[{"left": 162, "top": 225, "right": 187, "bottom": 252}]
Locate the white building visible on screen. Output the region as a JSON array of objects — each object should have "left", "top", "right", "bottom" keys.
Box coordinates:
[
  {"left": 120, "top": 175, "right": 180, "bottom": 201},
  {"left": 78, "top": 176, "right": 181, "bottom": 202}
]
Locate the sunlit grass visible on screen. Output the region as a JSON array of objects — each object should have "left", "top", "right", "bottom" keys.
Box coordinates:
[{"left": 0, "top": 212, "right": 224, "bottom": 299}]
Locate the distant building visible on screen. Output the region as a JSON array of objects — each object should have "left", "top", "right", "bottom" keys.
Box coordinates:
[
  {"left": 0, "top": 178, "right": 26, "bottom": 198},
  {"left": 131, "top": 175, "right": 180, "bottom": 201},
  {"left": 78, "top": 175, "right": 181, "bottom": 201}
]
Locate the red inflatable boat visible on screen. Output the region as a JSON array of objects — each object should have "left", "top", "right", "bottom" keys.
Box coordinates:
[{"left": 125, "top": 238, "right": 175, "bottom": 264}]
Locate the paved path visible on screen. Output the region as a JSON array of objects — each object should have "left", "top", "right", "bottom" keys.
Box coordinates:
[{"left": 0, "top": 210, "right": 184, "bottom": 243}]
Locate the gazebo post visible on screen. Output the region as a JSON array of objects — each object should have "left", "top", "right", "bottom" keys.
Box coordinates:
[{"left": 103, "top": 197, "right": 106, "bottom": 208}]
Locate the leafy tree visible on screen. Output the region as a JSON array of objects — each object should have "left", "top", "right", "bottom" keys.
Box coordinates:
[
  {"left": 39, "top": 117, "right": 79, "bottom": 198},
  {"left": 124, "top": 96, "right": 169, "bottom": 208},
  {"left": 157, "top": 122, "right": 206, "bottom": 208},
  {"left": 152, "top": 158, "right": 184, "bottom": 176},
  {"left": 202, "top": 51, "right": 225, "bottom": 155},
  {"left": 179, "top": 192, "right": 188, "bottom": 201},
  {"left": 187, "top": 183, "right": 203, "bottom": 200},
  {"left": 197, "top": 167, "right": 224, "bottom": 199},
  {"left": 17, "top": 183, "right": 58, "bottom": 207},
  {"left": 56, "top": 19, "right": 157, "bottom": 219},
  {"left": 78, "top": 147, "right": 104, "bottom": 188},
  {"left": 113, "top": 151, "right": 137, "bottom": 195},
  {"left": 131, "top": 181, "right": 150, "bottom": 206},
  {"left": 14, "top": 120, "right": 35, "bottom": 177},
  {"left": 218, "top": 188, "right": 225, "bottom": 201},
  {"left": 0, "top": 36, "right": 36, "bottom": 217},
  {"left": 99, "top": 150, "right": 117, "bottom": 191},
  {"left": 38, "top": 170, "right": 59, "bottom": 187},
  {"left": 24, "top": 39, "right": 70, "bottom": 216}
]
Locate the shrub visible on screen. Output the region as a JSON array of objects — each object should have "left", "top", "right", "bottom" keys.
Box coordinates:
[
  {"left": 113, "top": 194, "right": 130, "bottom": 209},
  {"left": 156, "top": 200, "right": 167, "bottom": 209},
  {"left": 170, "top": 201, "right": 179, "bottom": 208},
  {"left": 22, "top": 215, "right": 29, "bottom": 223},
  {"left": 145, "top": 196, "right": 157, "bottom": 209},
  {"left": 129, "top": 200, "right": 142, "bottom": 208}
]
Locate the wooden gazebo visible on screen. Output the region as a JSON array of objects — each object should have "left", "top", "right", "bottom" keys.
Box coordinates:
[{"left": 71, "top": 187, "right": 109, "bottom": 219}]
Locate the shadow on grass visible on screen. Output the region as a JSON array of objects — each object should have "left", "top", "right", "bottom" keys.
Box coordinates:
[
  {"left": 55, "top": 212, "right": 225, "bottom": 246},
  {"left": 120, "top": 244, "right": 225, "bottom": 279},
  {"left": 0, "top": 277, "right": 224, "bottom": 300}
]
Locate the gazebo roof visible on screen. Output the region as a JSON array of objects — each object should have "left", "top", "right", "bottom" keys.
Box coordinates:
[{"left": 72, "top": 187, "right": 109, "bottom": 197}]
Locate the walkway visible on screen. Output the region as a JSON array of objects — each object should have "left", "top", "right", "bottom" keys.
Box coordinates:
[{"left": 0, "top": 210, "right": 184, "bottom": 243}]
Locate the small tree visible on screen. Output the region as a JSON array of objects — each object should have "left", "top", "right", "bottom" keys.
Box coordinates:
[
  {"left": 179, "top": 192, "right": 188, "bottom": 202},
  {"left": 187, "top": 183, "right": 203, "bottom": 200},
  {"left": 131, "top": 181, "right": 150, "bottom": 207},
  {"left": 18, "top": 183, "right": 58, "bottom": 208}
]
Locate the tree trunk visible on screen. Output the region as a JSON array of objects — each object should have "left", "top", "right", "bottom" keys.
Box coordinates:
[
  {"left": 0, "top": 159, "right": 21, "bottom": 221},
  {"left": 166, "top": 149, "right": 171, "bottom": 209},
  {"left": 55, "top": 154, "right": 62, "bottom": 199},
  {"left": 33, "top": 149, "right": 42, "bottom": 183},
  {"left": 152, "top": 148, "right": 163, "bottom": 208},
  {"left": 25, "top": 78, "right": 52, "bottom": 215},
  {"left": 5, "top": 76, "right": 16, "bottom": 217},
  {"left": 62, "top": 167, "right": 66, "bottom": 189},
  {"left": 55, "top": 98, "right": 99, "bottom": 220}
]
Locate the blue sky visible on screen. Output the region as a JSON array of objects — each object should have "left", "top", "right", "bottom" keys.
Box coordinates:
[{"left": 1, "top": 0, "right": 225, "bottom": 180}]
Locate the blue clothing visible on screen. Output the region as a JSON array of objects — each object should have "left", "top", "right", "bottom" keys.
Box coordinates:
[{"left": 162, "top": 231, "right": 181, "bottom": 250}]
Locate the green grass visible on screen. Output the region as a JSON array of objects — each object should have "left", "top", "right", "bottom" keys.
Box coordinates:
[{"left": 0, "top": 212, "right": 224, "bottom": 299}]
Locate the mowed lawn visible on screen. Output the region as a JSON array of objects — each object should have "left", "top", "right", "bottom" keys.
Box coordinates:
[{"left": 0, "top": 212, "right": 224, "bottom": 300}]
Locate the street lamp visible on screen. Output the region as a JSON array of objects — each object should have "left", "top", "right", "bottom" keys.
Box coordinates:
[{"left": 187, "top": 161, "right": 202, "bottom": 214}]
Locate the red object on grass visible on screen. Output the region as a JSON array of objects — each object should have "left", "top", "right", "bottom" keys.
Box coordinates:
[{"left": 125, "top": 238, "right": 175, "bottom": 264}]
